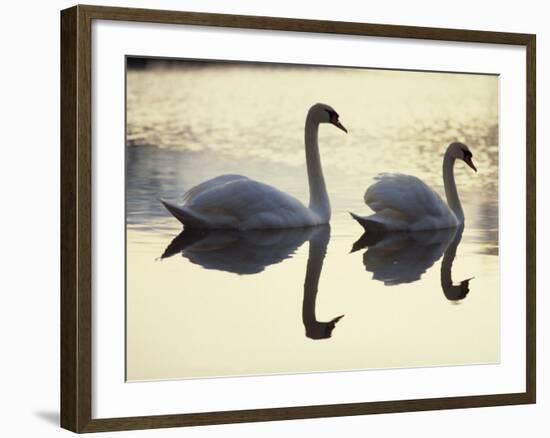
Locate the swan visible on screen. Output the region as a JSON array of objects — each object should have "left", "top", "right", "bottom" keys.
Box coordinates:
[
  {"left": 161, "top": 103, "right": 347, "bottom": 230},
  {"left": 351, "top": 142, "right": 477, "bottom": 231}
]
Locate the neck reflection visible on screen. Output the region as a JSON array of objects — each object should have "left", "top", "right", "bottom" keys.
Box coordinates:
[
  {"left": 302, "top": 225, "right": 343, "bottom": 340},
  {"left": 440, "top": 225, "right": 471, "bottom": 301}
]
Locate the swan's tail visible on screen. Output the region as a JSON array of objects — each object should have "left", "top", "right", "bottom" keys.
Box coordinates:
[
  {"left": 160, "top": 228, "right": 209, "bottom": 259},
  {"left": 349, "top": 212, "right": 387, "bottom": 233},
  {"left": 160, "top": 199, "right": 207, "bottom": 228}
]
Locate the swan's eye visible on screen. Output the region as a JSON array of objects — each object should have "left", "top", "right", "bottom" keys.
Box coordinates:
[
  {"left": 325, "top": 109, "right": 339, "bottom": 122},
  {"left": 462, "top": 149, "right": 472, "bottom": 160}
]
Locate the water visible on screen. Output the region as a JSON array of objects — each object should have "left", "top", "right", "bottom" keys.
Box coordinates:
[{"left": 126, "top": 61, "right": 499, "bottom": 381}]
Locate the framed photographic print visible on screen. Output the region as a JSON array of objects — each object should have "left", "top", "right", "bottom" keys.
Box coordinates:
[{"left": 60, "top": 4, "right": 536, "bottom": 433}]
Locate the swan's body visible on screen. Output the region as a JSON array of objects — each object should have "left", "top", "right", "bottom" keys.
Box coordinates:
[
  {"left": 351, "top": 173, "right": 459, "bottom": 231},
  {"left": 162, "top": 174, "right": 321, "bottom": 230},
  {"left": 351, "top": 142, "right": 476, "bottom": 231},
  {"left": 161, "top": 103, "right": 347, "bottom": 230}
]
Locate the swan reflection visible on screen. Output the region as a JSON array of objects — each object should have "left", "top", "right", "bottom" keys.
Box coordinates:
[
  {"left": 161, "top": 227, "right": 313, "bottom": 274},
  {"left": 161, "top": 225, "right": 343, "bottom": 339},
  {"left": 302, "top": 226, "right": 344, "bottom": 339},
  {"left": 440, "top": 226, "right": 471, "bottom": 301},
  {"left": 352, "top": 225, "right": 471, "bottom": 301}
]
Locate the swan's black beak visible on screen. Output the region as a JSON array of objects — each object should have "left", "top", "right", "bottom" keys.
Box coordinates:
[
  {"left": 332, "top": 120, "right": 348, "bottom": 133},
  {"left": 464, "top": 156, "right": 477, "bottom": 172}
]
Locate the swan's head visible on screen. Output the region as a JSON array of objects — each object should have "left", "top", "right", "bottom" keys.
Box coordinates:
[
  {"left": 309, "top": 103, "right": 347, "bottom": 133},
  {"left": 443, "top": 278, "right": 471, "bottom": 301},
  {"left": 448, "top": 142, "right": 477, "bottom": 172}
]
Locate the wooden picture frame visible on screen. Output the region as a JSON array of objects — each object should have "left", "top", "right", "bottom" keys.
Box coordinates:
[{"left": 61, "top": 4, "right": 536, "bottom": 433}]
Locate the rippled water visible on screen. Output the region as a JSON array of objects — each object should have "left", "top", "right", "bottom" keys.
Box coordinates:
[{"left": 126, "top": 60, "right": 499, "bottom": 381}]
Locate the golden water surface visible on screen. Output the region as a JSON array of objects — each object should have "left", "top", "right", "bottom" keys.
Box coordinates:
[{"left": 126, "top": 60, "right": 499, "bottom": 381}]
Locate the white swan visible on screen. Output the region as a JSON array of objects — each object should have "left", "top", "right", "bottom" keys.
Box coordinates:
[
  {"left": 351, "top": 142, "right": 477, "bottom": 231},
  {"left": 161, "top": 103, "right": 347, "bottom": 230}
]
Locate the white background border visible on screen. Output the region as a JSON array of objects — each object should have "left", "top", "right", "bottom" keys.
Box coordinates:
[
  {"left": 92, "top": 20, "right": 526, "bottom": 419},
  {"left": 2, "top": 0, "right": 548, "bottom": 437}
]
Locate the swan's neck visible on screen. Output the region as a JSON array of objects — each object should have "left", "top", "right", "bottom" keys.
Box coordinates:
[
  {"left": 305, "top": 114, "right": 330, "bottom": 221},
  {"left": 443, "top": 152, "right": 464, "bottom": 223}
]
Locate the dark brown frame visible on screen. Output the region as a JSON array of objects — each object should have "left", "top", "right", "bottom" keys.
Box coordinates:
[{"left": 61, "top": 4, "right": 536, "bottom": 433}]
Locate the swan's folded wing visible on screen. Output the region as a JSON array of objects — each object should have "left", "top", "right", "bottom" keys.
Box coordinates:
[
  {"left": 364, "top": 173, "right": 449, "bottom": 221},
  {"left": 184, "top": 178, "right": 309, "bottom": 229},
  {"left": 182, "top": 174, "right": 249, "bottom": 204}
]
